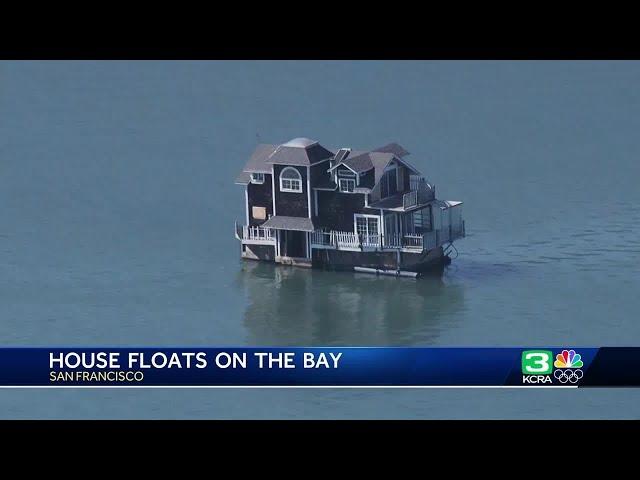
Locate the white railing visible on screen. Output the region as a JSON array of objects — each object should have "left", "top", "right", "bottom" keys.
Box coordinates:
[
  {"left": 403, "top": 190, "right": 418, "bottom": 209},
  {"left": 310, "top": 230, "right": 435, "bottom": 251},
  {"left": 402, "top": 234, "right": 423, "bottom": 249},
  {"left": 310, "top": 230, "right": 373, "bottom": 250},
  {"left": 384, "top": 233, "right": 403, "bottom": 249},
  {"left": 237, "top": 223, "right": 275, "bottom": 243},
  {"left": 403, "top": 178, "right": 435, "bottom": 209},
  {"left": 361, "top": 234, "right": 381, "bottom": 248},
  {"left": 311, "top": 230, "right": 332, "bottom": 246},
  {"left": 333, "top": 231, "right": 360, "bottom": 249}
]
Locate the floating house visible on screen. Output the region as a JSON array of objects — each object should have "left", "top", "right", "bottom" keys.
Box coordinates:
[{"left": 235, "top": 138, "right": 465, "bottom": 276}]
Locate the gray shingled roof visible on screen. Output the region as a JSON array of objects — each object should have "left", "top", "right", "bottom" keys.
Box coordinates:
[
  {"left": 235, "top": 171, "right": 252, "bottom": 185},
  {"left": 339, "top": 151, "right": 396, "bottom": 177},
  {"left": 262, "top": 216, "right": 314, "bottom": 232},
  {"left": 282, "top": 137, "right": 317, "bottom": 148},
  {"left": 342, "top": 152, "right": 375, "bottom": 173},
  {"left": 373, "top": 142, "right": 410, "bottom": 157},
  {"left": 237, "top": 139, "right": 416, "bottom": 190},
  {"left": 237, "top": 139, "right": 334, "bottom": 181},
  {"left": 323, "top": 142, "right": 421, "bottom": 194},
  {"left": 243, "top": 144, "right": 278, "bottom": 173},
  {"left": 328, "top": 142, "right": 411, "bottom": 174},
  {"left": 265, "top": 143, "right": 334, "bottom": 166}
]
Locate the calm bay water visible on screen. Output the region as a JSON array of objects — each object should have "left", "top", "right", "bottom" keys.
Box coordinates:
[{"left": 1, "top": 60, "right": 640, "bottom": 418}]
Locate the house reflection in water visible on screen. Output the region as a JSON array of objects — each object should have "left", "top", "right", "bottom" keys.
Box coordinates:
[{"left": 236, "top": 261, "right": 465, "bottom": 346}]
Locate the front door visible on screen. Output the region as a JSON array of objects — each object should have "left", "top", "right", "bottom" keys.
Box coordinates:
[{"left": 281, "top": 230, "right": 306, "bottom": 258}]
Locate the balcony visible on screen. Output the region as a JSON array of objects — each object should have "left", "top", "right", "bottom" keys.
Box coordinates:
[
  {"left": 370, "top": 177, "right": 435, "bottom": 212},
  {"left": 309, "top": 222, "right": 464, "bottom": 253},
  {"left": 235, "top": 221, "right": 276, "bottom": 244},
  {"left": 403, "top": 177, "right": 435, "bottom": 209}
]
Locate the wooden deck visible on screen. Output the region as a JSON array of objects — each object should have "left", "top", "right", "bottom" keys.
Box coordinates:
[{"left": 309, "top": 223, "right": 464, "bottom": 253}]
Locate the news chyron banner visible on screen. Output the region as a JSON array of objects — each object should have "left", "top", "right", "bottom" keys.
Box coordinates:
[{"left": 0, "top": 347, "right": 639, "bottom": 387}]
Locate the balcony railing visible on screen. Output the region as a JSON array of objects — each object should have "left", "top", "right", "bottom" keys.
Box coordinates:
[
  {"left": 311, "top": 230, "right": 441, "bottom": 252},
  {"left": 235, "top": 221, "right": 276, "bottom": 243},
  {"left": 403, "top": 177, "right": 435, "bottom": 209},
  {"left": 235, "top": 217, "right": 465, "bottom": 252},
  {"left": 309, "top": 218, "right": 464, "bottom": 252}
]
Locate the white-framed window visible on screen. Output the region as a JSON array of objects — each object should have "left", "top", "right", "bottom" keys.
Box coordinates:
[
  {"left": 354, "top": 214, "right": 380, "bottom": 240},
  {"left": 279, "top": 167, "right": 302, "bottom": 193},
  {"left": 339, "top": 178, "right": 356, "bottom": 193},
  {"left": 337, "top": 168, "right": 356, "bottom": 192},
  {"left": 251, "top": 173, "right": 265, "bottom": 184}
]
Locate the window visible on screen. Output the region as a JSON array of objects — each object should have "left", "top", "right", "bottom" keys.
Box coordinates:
[
  {"left": 413, "top": 209, "right": 423, "bottom": 230},
  {"left": 339, "top": 178, "right": 355, "bottom": 192},
  {"left": 251, "top": 173, "right": 265, "bottom": 184},
  {"left": 380, "top": 168, "right": 397, "bottom": 198},
  {"left": 337, "top": 168, "right": 356, "bottom": 192},
  {"left": 405, "top": 206, "right": 431, "bottom": 234},
  {"left": 279, "top": 167, "right": 302, "bottom": 193},
  {"left": 354, "top": 214, "right": 380, "bottom": 238}
]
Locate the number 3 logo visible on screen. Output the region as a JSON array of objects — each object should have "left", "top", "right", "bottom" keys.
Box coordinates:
[{"left": 521, "top": 350, "right": 553, "bottom": 374}]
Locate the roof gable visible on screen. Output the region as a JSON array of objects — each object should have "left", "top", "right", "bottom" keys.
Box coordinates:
[
  {"left": 238, "top": 139, "right": 334, "bottom": 179},
  {"left": 242, "top": 144, "right": 278, "bottom": 173},
  {"left": 373, "top": 142, "right": 410, "bottom": 157},
  {"left": 327, "top": 142, "right": 418, "bottom": 188},
  {"left": 266, "top": 142, "right": 334, "bottom": 166},
  {"left": 237, "top": 139, "right": 418, "bottom": 189}
]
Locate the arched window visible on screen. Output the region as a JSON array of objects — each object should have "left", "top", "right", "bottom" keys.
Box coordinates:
[{"left": 279, "top": 167, "right": 303, "bottom": 193}]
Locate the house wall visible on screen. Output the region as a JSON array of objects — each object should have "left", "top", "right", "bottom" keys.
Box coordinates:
[
  {"left": 449, "top": 205, "right": 463, "bottom": 229},
  {"left": 402, "top": 205, "right": 433, "bottom": 234},
  {"left": 369, "top": 181, "right": 382, "bottom": 204},
  {"left": 368, "top": 163, "right": 412, "bottom": 203},
  {"left": 433, "top": 206, "right": 443, "bottom": 230},
  {"left": 242, "top": 244, "right": 275, "bottom": 262},
  {"left": 359, "top": 170, "right": 375, "bottom": 189},
  {"left": 310, "top": 161, "right": 332, "bottom": 188},
  {"left": 273, "top": 164, "right": 309, "bottom": 218},
  {"left": 316, "top": 190, "right": 367, "bottom": 232},
  {"left": 311, "top": 246, "right": 445, "bottom": 272},
  {"left": 247, "top": 174, "right": 273, "bottom": 226}
]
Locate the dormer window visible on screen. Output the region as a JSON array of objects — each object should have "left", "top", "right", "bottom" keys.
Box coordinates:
[
  {"left": 339, "top": 178, "right": 355, "bottom": 193},
  {"left": 280, "top": 167, "right": 303, "bottom": 193},
  {"left": 338, "top": 169, "right": 356, "bottom": 193},
  {"left": 251, "top": 173, "right": 265, "bottom": 184}
]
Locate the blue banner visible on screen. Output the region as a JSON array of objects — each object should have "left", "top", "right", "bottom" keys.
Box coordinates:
[{"left": 0, "top": 347, "right": 637, "bottom": 387}]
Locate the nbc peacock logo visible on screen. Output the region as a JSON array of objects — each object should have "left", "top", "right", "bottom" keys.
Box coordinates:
[
  {"left": 554, "top": 349, "right": 584, "bottom": 369},
  {"left": 553, "top": 349, "right": 584, "bottom": 384}
]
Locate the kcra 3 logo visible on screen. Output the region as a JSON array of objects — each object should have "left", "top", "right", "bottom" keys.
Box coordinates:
[{"left": 521, "top": 349, "right": 584, "bottom": 385}]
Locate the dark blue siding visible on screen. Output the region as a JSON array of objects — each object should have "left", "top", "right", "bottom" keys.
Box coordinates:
[{"left": 273, "top": 164, "right": 309, "bottom": 218}]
